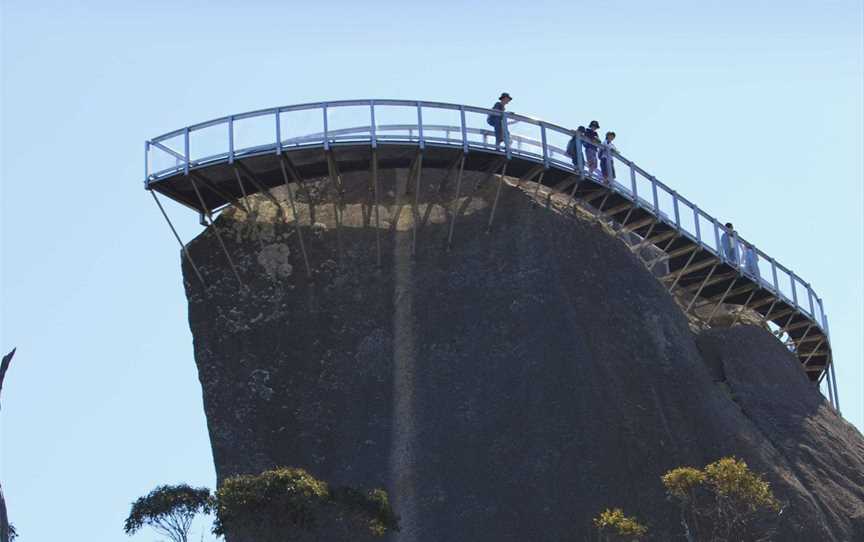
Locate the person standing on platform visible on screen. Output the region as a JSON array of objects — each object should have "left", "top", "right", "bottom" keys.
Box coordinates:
[
  {"left": 583, "top": 120, "right": 601, "bottom": 174},
  {"left": 743, "top": 244, "right": 760, "bottom": 278},
  {"left": 566, "top": 126, "right": 586, "bottom": 170},
  {"left": 599, "top": 131, "right": 617, "bottom": 182},
  {"left": 487, "top": 92, "right": 512, "bottom": 147},
  {"left": 721, "top": 222, "right": 739, "bottom": 265}
]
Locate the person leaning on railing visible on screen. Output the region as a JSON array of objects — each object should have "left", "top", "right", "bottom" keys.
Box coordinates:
[
  {"left": 566, "top": 126, "right": 586, "bottom": 169},
  {"left": 721, "top": 223, "right": 761, "bottom": 278},
  {"left": 720, "top": 222, "right": 740, "bottom": 265},
  {"left": 599, "top": 131, "right": 617, "bottom": 182},
  {"left": 743, "top": 243, "right": 760, "bottom": 278},
  {"left": 582, "top": 120, "right": 602, "bottom": 174},
  {"left": 486, "top": 92, "right": 513, "bottom": 147}
]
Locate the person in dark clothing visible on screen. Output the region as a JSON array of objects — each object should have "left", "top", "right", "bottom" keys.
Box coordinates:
[
  {"left": 582, "top": 120, "right": 601, "bottom": 173},
  {"left": 599, "top": 131, "right": 617, "bottom": 182},
  {"left": 487, "top": 92, "right": 512, "bottom": 146},
  {"left": 566, "top": 126, "right": 586, "bottom": 169}
]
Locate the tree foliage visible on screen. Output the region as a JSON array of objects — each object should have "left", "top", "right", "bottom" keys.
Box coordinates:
[
  {"left": 594, "top": 508, "right": 648, "bottom": 541},
  {"left": 123, "top": 484, "right": 212, "bottom": 542},
  {"left": 661, "top": 457, "right": 782, "bottom": 542},
  {"left": 213, "top": 467, "right": 399, "bottom": 542},
  {"left": 328, "top": 485, "right": 400, "bottom": 537}
]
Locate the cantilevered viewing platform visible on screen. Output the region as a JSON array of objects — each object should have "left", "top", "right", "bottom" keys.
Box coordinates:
[{"left": 143, "top": 99, "right": 838, "bottom": 409}]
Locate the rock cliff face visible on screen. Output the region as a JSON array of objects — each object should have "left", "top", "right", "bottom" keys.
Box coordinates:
[{"left": 182, "top": 168, "right": 864, "bottom": 541}]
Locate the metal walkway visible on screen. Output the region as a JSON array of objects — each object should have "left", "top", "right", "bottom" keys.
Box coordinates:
[{"left": 143, "top": 99, "right": 839, "bottom": 409}]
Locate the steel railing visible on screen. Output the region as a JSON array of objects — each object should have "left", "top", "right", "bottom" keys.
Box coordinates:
[{"left": 144, "top": 99, "right": 832, "bottom": 345}]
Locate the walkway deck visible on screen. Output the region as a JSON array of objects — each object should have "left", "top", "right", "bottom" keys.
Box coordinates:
[{"left": 144, "top": 99, "right": 839, "bottom": 409}]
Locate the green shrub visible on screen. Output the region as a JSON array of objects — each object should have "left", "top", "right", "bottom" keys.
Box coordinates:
[
  {"left": 661, "top": 466, "right": 705, "bottom": 500},
  {"left": 703, "top": 457, "right": 780, "bottom": 512},
  {"left": 123, "top": 484, "right": 212, "bottom": 542},
  {"left": 594, "top": 508, "right": 648, "bottom": 541},
  {"left": 329, "top": 486, "right": 400, "bottom": 536},
  {"left": 213, "top": 467, "right": 398, "bottom": 541},
  {"left": 662, "top": 457, "right": 782, "bottom": 541}
]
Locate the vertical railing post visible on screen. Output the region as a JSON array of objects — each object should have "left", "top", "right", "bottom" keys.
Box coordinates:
[
  {"left": 731, "top": 229, "right": 740, "bottom": 267},
  {"left": 819, "top": 299, "right": 828, "bottom": 333},
  {"left": 144, "top": 141, "right": 150, "bottom": 187},
  {"left": 716, "top": 222, "right": 725, "bottom": 262},
  {"left": 694, "top": 208, "right": 701, "bottom": 243},
  {"left": 417, "top": 102, "right": 424, "bottom": 150},
  {"left": 460, "top": 106, "right": 468, "bottom": 153},
  {"left": 275, "top": 109, "right": 281, "bottom": 155},
  {"left": 228, "top": 116, "right": 235, "bottom": 164},
  {"left": 503, "top": 111, "right": 512, "bottom": 160},
  {"left": 829, "top": 353, "right": 840, "bottom": 412},
  {"left": 823, "top": 314, "right": 831, "bottom": 338},
  {"left": 370, "top": 100, "right": 377, "bottom": 149},
  {"left": 323, "top": 103, "right": 330, "bottom": 151},
  {"left": 713, "top": 219, "right": 722, "bottom": 258},
  {"left": 605, "top": 150, "right": 614, "bottom": 186},
  {"left": 807, "top": 286, "right": 816, "bottom": 316},
  {"left": 183, "top": 127, "right": 190, "bottom": 175},
  {"left": 630, "top": 166, "right": 637, "bottom": 197},
  {"left": 574, "top": 131, "right": 584, "bottom": 173},
  {"left": 771, "top": 259, "right": 780, "bottom": 293},
  {"left": 673, "top": 193, "right": 681, "bottom": 227},
  {"left": 791, "top": 275, "right": 799, "bottom": 308},
  {"left": 541, "top": 124, "right": 549, "bottom": 168},
  {"left": 651, "top": 177, "right": 659, "bottom": 211}
]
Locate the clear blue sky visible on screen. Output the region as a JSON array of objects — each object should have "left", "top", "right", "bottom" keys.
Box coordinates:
[{"left": 1, "top": 1, "right": 861, "bottom": 540}]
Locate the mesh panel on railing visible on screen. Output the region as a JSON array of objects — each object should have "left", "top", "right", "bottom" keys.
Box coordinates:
[
  {"left": 633, "top": 170, "right": 655, "bottom": 210},
  {"left": 507, "top": 121, "right": 544, "bottom": 159},
  {"left": 234, "top": 114, "right": 275, "bottom": 155},
  {"left": 754, "top": 251, "right": 773, "bottom": 289},
  {"left": 697, "top": 214, "right": 719, "bottom": 254},
  {"left": 607, "top": 155, "right": 626, "bottom": 190},
  {"left": 190, "top": 123, "right": 228, "bottom": 165},
  {"left": 545, "top": 126, "right": 575, "bottom": 170},
  {"left": 677, "top": 199, "right": 698, "bottom": 241},
  {"left": 149, "top": 134, "right": 185, "bottom": 177},
  {"left": 374, "top": 104, "right": 418, "bottom": 142},
  {"left": 813, "top": 298, "right": 825, "bottom": 328},
  {"left": 793, "top": 277, "right": 810, "bottom": 315},
  {"left": 419, "top": 106, "right": 461, "bottom": 145},
  {"left": 655, "top": 185, "right": 676, "bottom": 225},
  {"left": 326, "top": 105, "right": 372, "bottom": 144},
  {"left": 775, "top": 267, "right": 795, "bottom": 303},
  {"left": 279, "top": 108, "right": 324, "bottom": 148},
  {"left": 463, "top": 110, "right": 498, "bottom": 149}
]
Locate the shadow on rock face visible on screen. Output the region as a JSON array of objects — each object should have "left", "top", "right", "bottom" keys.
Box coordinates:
[{"left": 182, "top": 169, "right": 864, "bottom": 542}]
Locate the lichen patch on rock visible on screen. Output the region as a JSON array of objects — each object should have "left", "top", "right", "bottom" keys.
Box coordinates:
[{"left": 256, "top": 243, "right": 293, "bottom": 279}]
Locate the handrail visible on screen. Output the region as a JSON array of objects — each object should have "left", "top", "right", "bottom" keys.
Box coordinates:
[{"left": 144, "top": 99, "right": 831, "bottom": 342}]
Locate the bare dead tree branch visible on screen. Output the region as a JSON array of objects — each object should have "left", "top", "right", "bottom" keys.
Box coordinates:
[
  {"left": 0, "top": 347, "right": 17, "bottom": 542},
  {"left": 0, "top": 348, "right": 15, "bottom": 412}
]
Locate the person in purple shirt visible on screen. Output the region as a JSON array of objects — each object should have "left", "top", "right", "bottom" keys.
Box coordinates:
[{"left": 582, "top": 120, "right": 601, "bottom": 174}]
